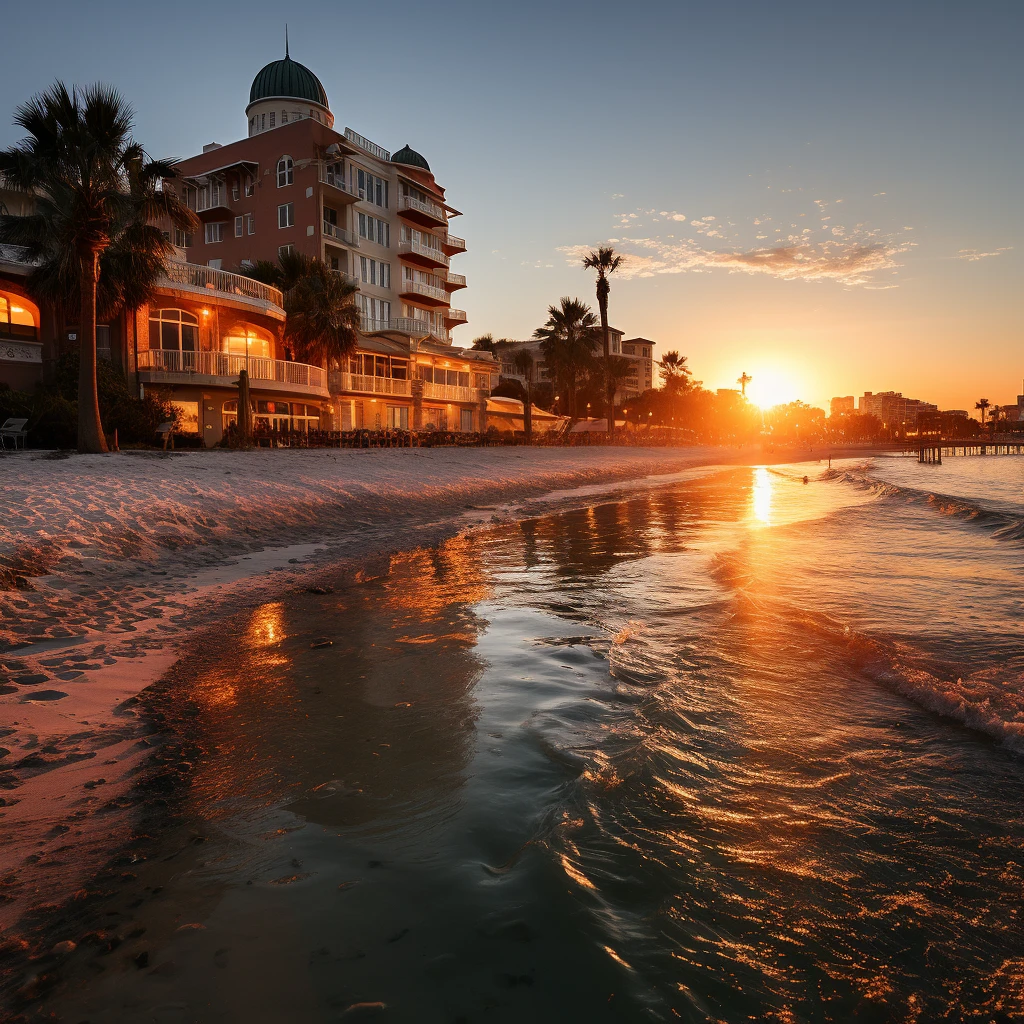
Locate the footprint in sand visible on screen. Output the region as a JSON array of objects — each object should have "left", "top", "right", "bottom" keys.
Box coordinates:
[{"left": 20, "top": 690, "right": 68, "bottom": 702}]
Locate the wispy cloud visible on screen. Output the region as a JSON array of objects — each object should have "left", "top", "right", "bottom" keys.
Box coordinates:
[
  {"left": 560, "top": 235, "right": 913, "bottom": 287},
  {"left": 955, "top": 247, "right": 1012, "bottom": 262}
]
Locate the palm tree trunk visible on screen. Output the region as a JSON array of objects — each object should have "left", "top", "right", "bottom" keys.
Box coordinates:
[
  {"left": 599, "top": 294, "right": 613, "bottom": 436},
  {"left": 77, "top": 249, "right": 108, "bottom": 454}
]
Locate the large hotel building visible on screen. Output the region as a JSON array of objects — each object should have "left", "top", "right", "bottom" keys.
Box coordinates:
[{"left": 0, "top": 51, "right": 497, "bottom": 443}]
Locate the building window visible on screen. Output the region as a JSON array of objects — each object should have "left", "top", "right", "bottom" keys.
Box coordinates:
[
  {"left": 234, "top": 216, "right": 243, "bottom": 237},
  {"left": 278, "top": 203, "right": 294, "bottom": 229},
  {"left": 386, "top": 405, "right": 409, "bottom": 429},
  {"left": 474, "top": 373, "right": 489, "bottom": 389},
  {"left": 359, "top": 257, "right": 390, "bottom": 288},
  {"left": 231, "top": 181, "right": 240, "bottom": 202},
  {"left": 356, "top": 295, "right": 390, "bottom": 324},
  {"left": 357, "top": 213, "right": 389, "bottom": 247},
  {"left": 246, "top": 213, "right": 255, "bottom": 235},
  {"left": 173, "top": 228, "right": 194, "bottom": 247},
  {"left": 282, "top": 110, "right": 288, "bottom": 124},
  {"left": 204, "top": 222, "right": 225, "bottom": 244},
  {"left": 261, "top": 114, "right": 266, "bottom": 131},
  {"left": 222, "top": 325, "right": 271, "bottom": 358},
  {"left": 278, "top": 244, "right": 294, "bottom": 259},
  {"left": 277, "top": 157, "right": 293, "bottom": 187},
  {"left": 244, "top": 175, "right": 254, "bottom": 197},
  {"left": 149, "top": 308, "right": 199, "bottom": 354},
  {"left": 269, "top": 112, "right": 276, "bottom": 129},
  {"left": 357, "top": 170, "right": 389, "bottom": 209}
]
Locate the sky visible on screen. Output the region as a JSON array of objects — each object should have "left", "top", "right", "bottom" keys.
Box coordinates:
[{"left": 1, "top": 0, "right": 1021, "bottom": 411}]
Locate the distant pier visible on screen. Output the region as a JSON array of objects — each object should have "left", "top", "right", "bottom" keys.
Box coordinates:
[{"left": 915, "top": 439, "right": 1024, "bottom": 464}]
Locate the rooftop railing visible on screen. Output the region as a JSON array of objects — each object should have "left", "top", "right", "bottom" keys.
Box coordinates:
[
  {"left": 161, "top": 261, "right": 284, "bottom": 307},
  {"left": 344, "top": 128, "right": 391, "bottom": 162}
]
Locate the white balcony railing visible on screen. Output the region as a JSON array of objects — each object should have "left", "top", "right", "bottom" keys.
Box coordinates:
[
  {"left": 422, "top": 381, "right": 477, "bottom": 403},
  {"left": 359, "top": 315, "right": 449, "bottom": 343},
  {"left": 400, "top": 279, "right": 449, "bottom": 303},
  {"left": 398, "top": 194, "right": 446, "bottom": 222},
  {"left": 322, "top": 221, "right": 359, "bottom": 246},
  {"left": 138, "top": 349, "right": 326, "bottom": 392},
  {"left": 445, "top": 272, "right": 467, "bottom": 288},
  {"left": 445, "top": 308, "right": 468, "bottom": 322},
  {"left": 398, "top": 239, "right": 449, "bottom": 267},
  {"left": 331, "top": 372, "right": 411, "bottom": 397},
  {"left": 161, "top": 262, "right": 284, "bottom": 307},
  {"left": 441, "top": 233, "right": 467, "bottom": 252},
  {"left": 344, "top": 128, "right": 391, "bottom": 162}
]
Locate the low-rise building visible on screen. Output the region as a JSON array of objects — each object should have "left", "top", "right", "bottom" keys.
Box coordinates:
[{"left": 859, "top": 391, "right": 937, "bottom": 432}]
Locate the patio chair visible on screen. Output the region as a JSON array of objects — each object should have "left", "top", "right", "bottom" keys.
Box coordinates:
[{"left": 0, "top": 418, "right": 28, "bottom": 451}]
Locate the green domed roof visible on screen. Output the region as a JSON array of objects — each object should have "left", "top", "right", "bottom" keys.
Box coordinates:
[
  {"left": 391, "top": 145, "right": 430, "bottom": 171},
  {"left": 249, "top": 55, "right": 329, "bottom": 109}
]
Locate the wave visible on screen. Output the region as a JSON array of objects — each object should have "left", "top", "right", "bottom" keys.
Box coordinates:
[{"left": 828, "top": 464, "right": 1024, "bottom": 543}]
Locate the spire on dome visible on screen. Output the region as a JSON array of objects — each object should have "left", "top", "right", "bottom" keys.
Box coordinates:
[{"left": 285, "top": 24, "right": 289, "bottom": 58}]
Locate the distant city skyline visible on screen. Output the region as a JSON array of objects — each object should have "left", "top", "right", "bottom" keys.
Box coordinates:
[{"left": 2, "top": 0, "right": 1020, "bottom": 411}]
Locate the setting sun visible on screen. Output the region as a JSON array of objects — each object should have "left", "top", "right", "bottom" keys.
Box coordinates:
[{"left": 744, "top": 369, "right": 802, "bottom": 410}]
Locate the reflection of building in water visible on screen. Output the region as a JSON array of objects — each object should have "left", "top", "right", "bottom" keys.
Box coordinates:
[{"left": 154, "top": 541, "right": 488, "bottom": 830}]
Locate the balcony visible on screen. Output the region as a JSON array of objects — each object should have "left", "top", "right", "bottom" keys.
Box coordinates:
[
  {"left": 137, "top": 349, "right": 327, "bottom": 396},
  {"left": 329, "top": 371, "right": 411, "bottom": 397},
  {"left": 398, "top": 279, "right": 450, "bottom": 307},
  {"left": 318, "top": 165, "right": 359, "bottom": 203},
  {"left": 439, "top": 233, "right": 467, "bottom": 255},
  {"left": 398, "top": 239, "right": 449, "bottom": 269},
  {"left": 322, "top": 221, "right": 359, "bottom": 247},
  {"left": 160, "top": 262, "right": 284, "bottom": 309},
  {"left": 397, "top": 193, "right": 447, "bottom": 227},
  {"left": 422, "top": 381, "right": 477, "bottom": 404},
  {"left": 444, "top": 271, "right": 467, "bottom": 291},
  {"left": 359, "top": 315, "right": 449, "bottom": 344},
  {"left": 192, "top": 182, "right": 230, "bottom": 218}
]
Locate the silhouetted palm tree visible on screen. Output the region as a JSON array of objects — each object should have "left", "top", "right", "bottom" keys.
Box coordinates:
[
  {"left": 975, "top": 398, "right": 990, "bottom": 430},
  {"left": 582, "top": 246, "right": 623, "bottom": 435},
  {"left": 533, "top": 297, "right": 598, "bottom": 421},
  {"left": 471, "top": 333, "right": 496, "bottom": 352},
  {"left": 0, "top": 82, "right": 196, "bottom": 452},
  {"left": 512, "top": 348, "right": 534, "bottom": 441},
  {"left": 658, "top": 351, "right": 694, "bottom": 393}
]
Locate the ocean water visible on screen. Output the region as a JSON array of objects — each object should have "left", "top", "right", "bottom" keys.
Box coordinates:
[{"left": 22, "top": 456, "right": 1024, "bottom": 1022}]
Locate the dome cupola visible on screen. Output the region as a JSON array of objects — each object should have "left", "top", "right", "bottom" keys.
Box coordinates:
[
  {"left": 245, "top": 37, "right": 333, "bottom": 135},
  {"left": 391, "top": 145, "right": 430, "bottom": 172}
]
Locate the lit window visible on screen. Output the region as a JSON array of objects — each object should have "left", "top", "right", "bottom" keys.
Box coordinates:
[
  {"left": 222, "top": 325, "right": 271, "bottom": 359},
  {"left": 277, "top": 156, "right": 293, "bottom": 187},
  {"left": 278, "top": 203, "right": 294, "bottom": 229}
]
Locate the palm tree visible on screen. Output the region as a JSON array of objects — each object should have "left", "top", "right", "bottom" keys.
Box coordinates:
[
  {"left": 975, "top": 398, "right": 990, "bottom": 430},
  {"left": 581, "top": 246, "right": 623, "bottom": 435},
  {"left": 512, "top": 348, "right": 534, "bottom": 441},
  {"left": 238, "top": 251, "right": 360, "bottom": 368},
  {"left": 472, "top": 333, "right": 496, "bottom": 352},
  {"left": 658, "top": 351, "right": 693, "bottom": 393},
  {"left": 533, "top": 297, "right": 598, "bottom": 421},
  {"left": 0, "top": 82, "right": 196, "bottom": 453}
]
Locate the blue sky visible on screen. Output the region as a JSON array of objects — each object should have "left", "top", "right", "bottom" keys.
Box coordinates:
[{"left": 2, "top": 0, "right": 1021, "bottom": 409}]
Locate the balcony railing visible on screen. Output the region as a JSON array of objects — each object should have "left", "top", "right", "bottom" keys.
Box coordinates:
[
  {"left": 440, "top": 233, "right": 467, "bottom": 252},
  {"left": 400, "top": 279, "right": 449, "bottom": 303},
  {"left": 138, "top": 349, "right": 326, "bottom": 392},
  {"left": 330, "top": 371, "right": 411, "bottom": 397},
  {"left": 161, "top": 262, "right": 284, "bottom": 307},
  {"left": 422, "top": 381, "right": 477, "bottom": 403},
  {"left": 445, "top": 272, "right": 467, "bottom": 289},
  {"left": 359, "top": 315, "right": 449, "bottom": 343},
  {"left": 398, "top": 239, "right": 449, "bottom": 267},
  {"left": 322, "top": 221, "right": 359, "bottom": 247},
  {"left": 398, "top": 194, "right": 446, "bottom": 222},
  {"left": 344, "top": 128, "right": 390, "bottom": 162},
  {"left": 319, "top": 165, "right": 359, "bottom": 199},
  {"left": 444, "top": 308, "right": 468, "bottom": 323}
]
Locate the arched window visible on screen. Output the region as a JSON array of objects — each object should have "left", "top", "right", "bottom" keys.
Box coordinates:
[
  {"left": 221, "top": 325, "right": 271, "bottom": 359},
  {"left": 0, "top": 292, "right": 39, "bottom": 340},
  {"left": 149, "top": 308, "right": 199, "bottom": 352},
  {"left": 277, "top": 157, "right": 293, "bottom": 187}
]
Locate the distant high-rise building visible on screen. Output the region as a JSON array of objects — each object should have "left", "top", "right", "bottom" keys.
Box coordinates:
[
  {"left": 859, "top": 391, "right": 937, "bottom": 431},
  {"left": 830, "top": 396, "right": 855, "bottom": 417}
]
